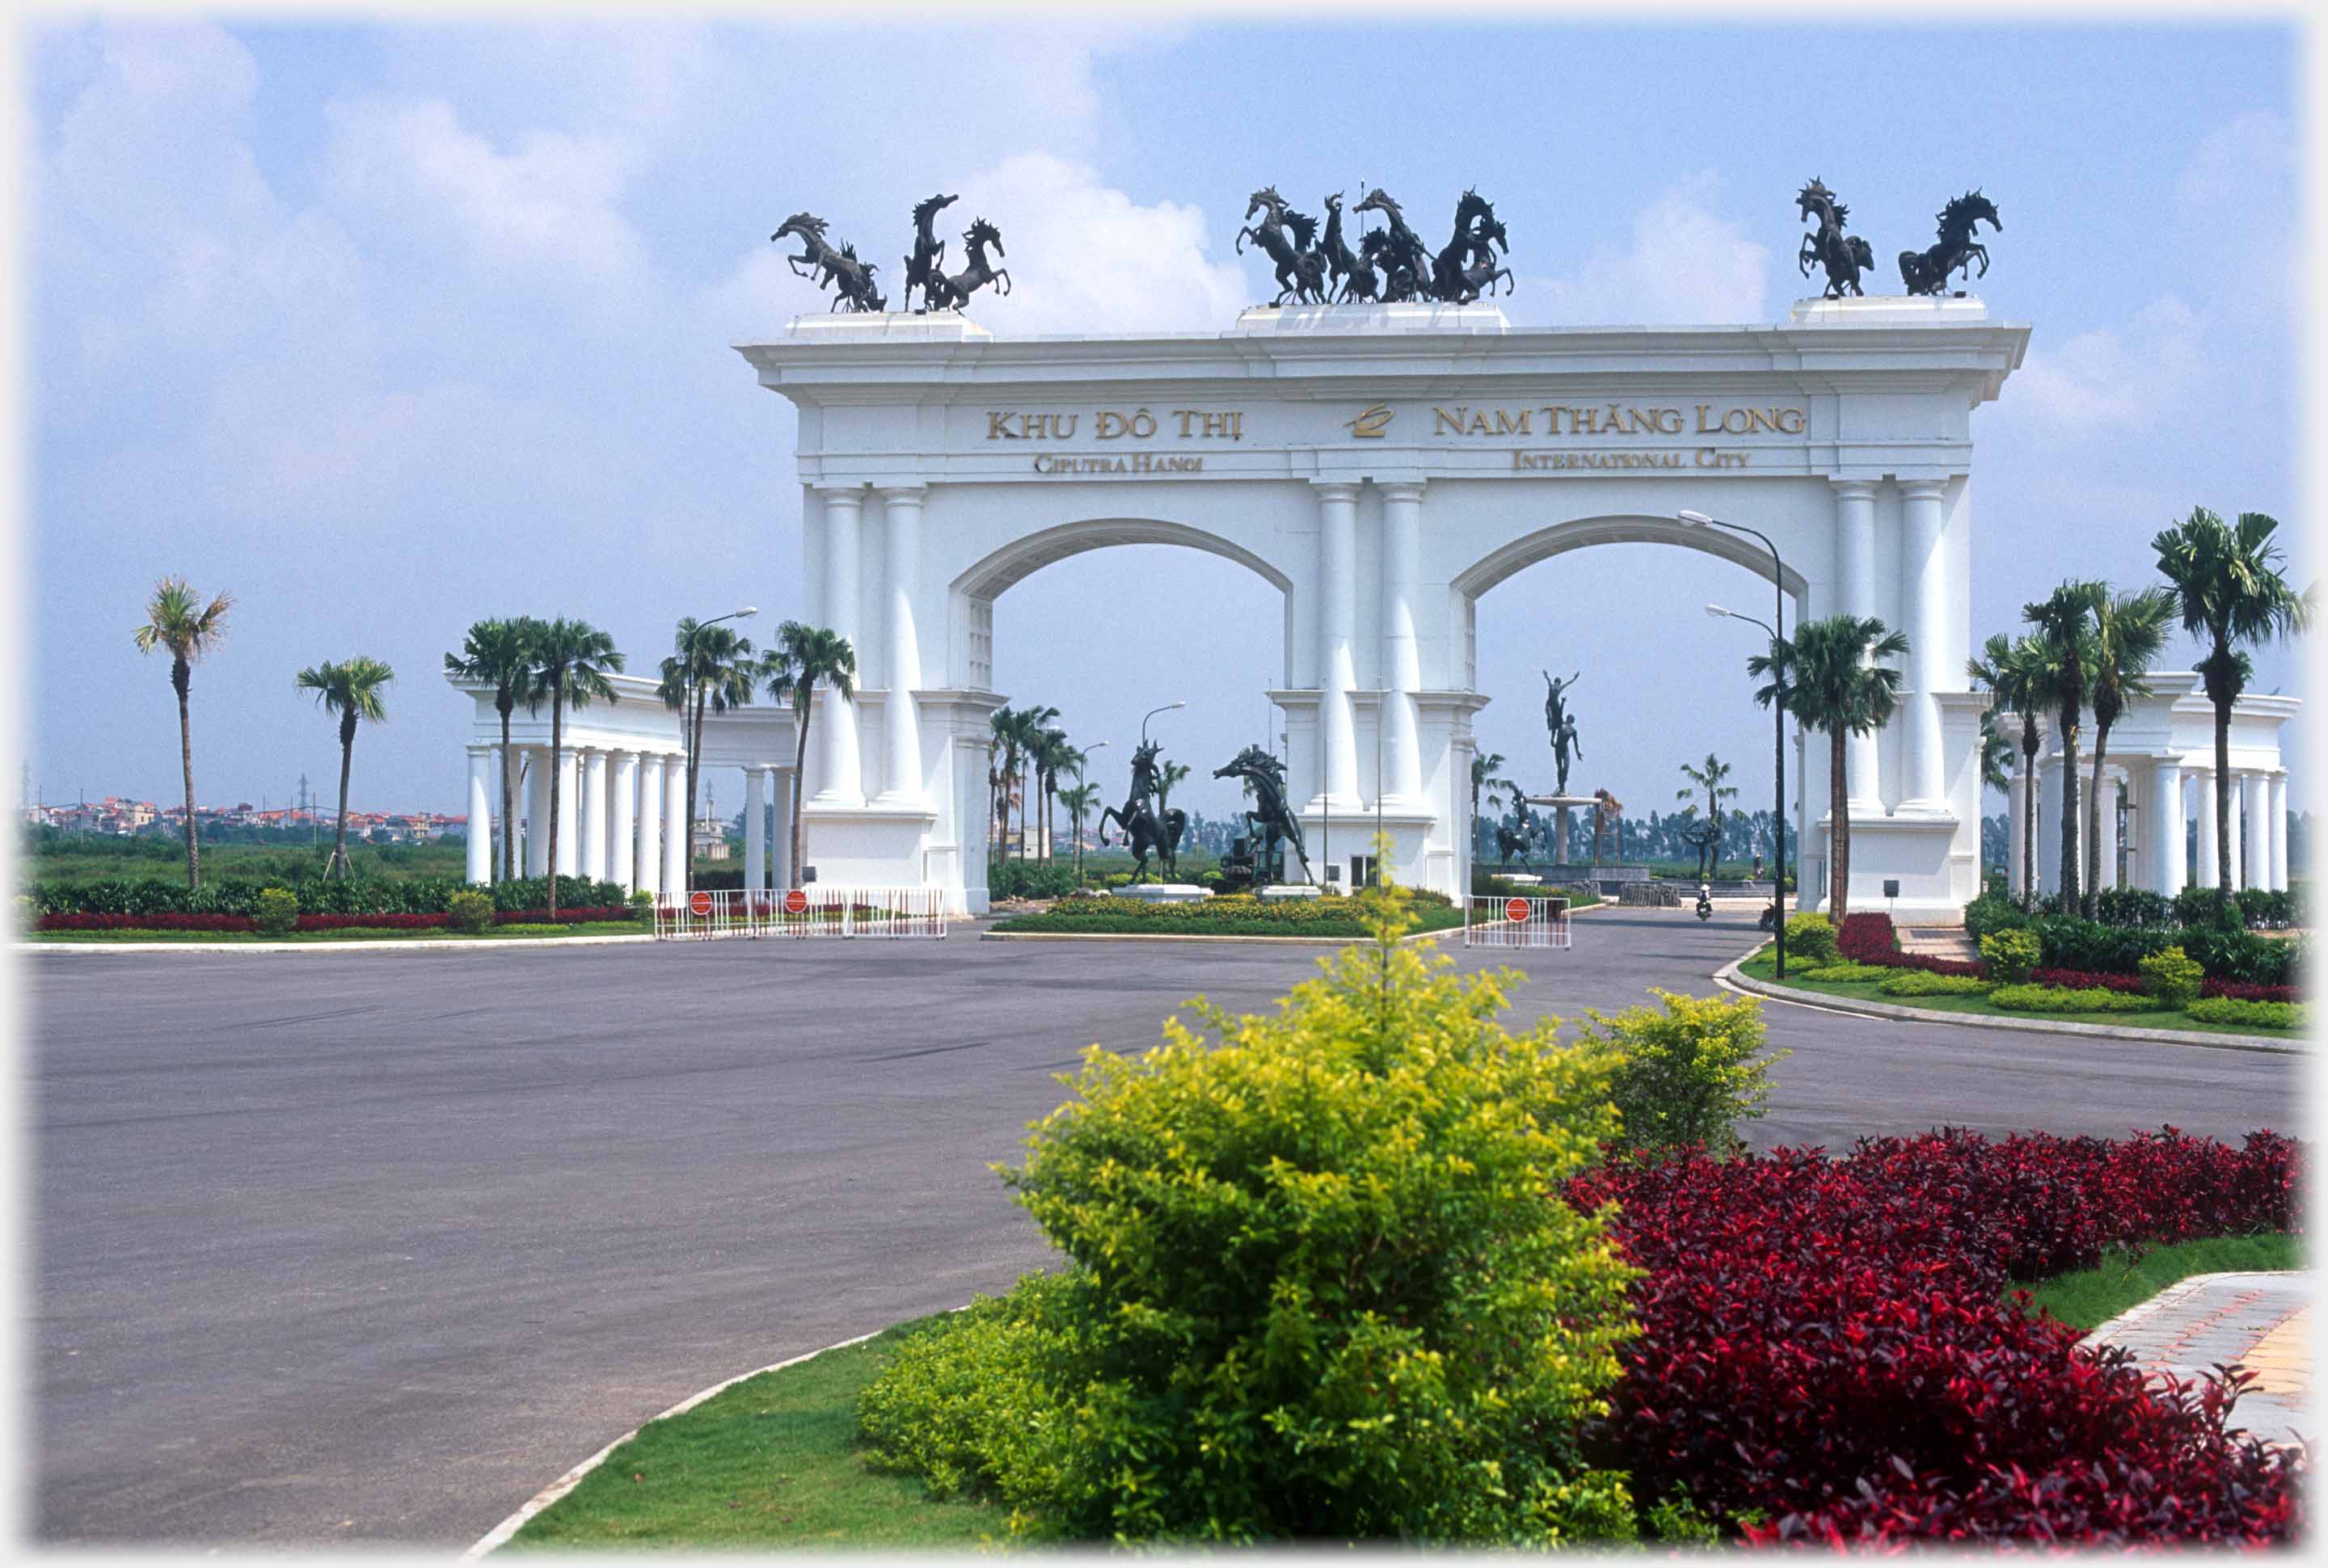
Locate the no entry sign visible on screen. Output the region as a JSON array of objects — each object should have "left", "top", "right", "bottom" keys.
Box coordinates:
[
  {"left": 1505, "top": 896, "right": 1531, "bottom": 923},
  {"left": 688, "top": 891, "right": 713, "bottom": 917},
  {"left": 782, "top": 887, "right": 809, "bottom": 916}
]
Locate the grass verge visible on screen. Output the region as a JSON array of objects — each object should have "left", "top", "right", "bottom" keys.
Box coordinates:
[
  {"left": 2013, "top": 1233, "right": 2302, "bottom": 1333},
  {"left": 992, "top": 902, "right": 1468, "bottom": 938},
  {"left": 1735, "top": 946, "right": 2304, "bottom": 1040},
  {"left": 30, "top": 924, "right": 643, "bottom": 944},
  {"left": 506, "top": 1314, "right": 1002, "bottom": 1550}
]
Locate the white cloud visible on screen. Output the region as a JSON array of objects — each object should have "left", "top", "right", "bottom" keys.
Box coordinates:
[
  {"left": 2175, "top": 111, "right": 2292, "bottom": 210},
  {"left": 1527, "top": 175, "right": 1768, "bottom": 327},
  {"left": 2010, "top": 294, "right": 2208, "bottom": 434}
]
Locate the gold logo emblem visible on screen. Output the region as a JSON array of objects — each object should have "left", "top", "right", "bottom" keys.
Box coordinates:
[{"left": 1346, "top": 403, "right": 1394, "bottom": 439}]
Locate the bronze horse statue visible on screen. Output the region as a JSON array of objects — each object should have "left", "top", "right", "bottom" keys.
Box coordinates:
[
  {"left": 1352, "top": 188, "right": 1434, "bottom": 302},
  {"left": 772, "top": 212, "right": 885, "bottom": 312},
  {"left": 900, "top": 192, "right": 956, "bottom": 313},
  {"left": 1432, "top": 190, "right": 1510, "bottom": 303},
  {"left": 1319, "top": 192, "right": 1377, "bottom": 304},
  {"left": 1900, "top": 189, "right": 2001, "bottom": 297},
  {"left": 1099, "top": 740, "right": 1187, "bottom": 883},
  {"left": 1494, "top": 799, "right": 1537, "bottom": 866},
  {"left": 1237, "top": 187, "right": 1327, "bottom": 306},
  {"left": 924, "top": 217, "right": 1010, "bottom": 312},
  {"left": 1215, "top": 744, "right": 1310, "bottom": 885},
  {"left": 1796, "top": 178, "right": 1875, "bottom": 299}
]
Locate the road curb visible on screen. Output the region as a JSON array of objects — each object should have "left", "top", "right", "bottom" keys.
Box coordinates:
[
  {"left": 17, "top": 932, "right": 655, "bottom": 955},
  {"left": 460, "top": 1325, "right": 892, "bottom": 1559},
  {"left": 1713, "top": 947, "right": 2301, "bottom": 1055}
]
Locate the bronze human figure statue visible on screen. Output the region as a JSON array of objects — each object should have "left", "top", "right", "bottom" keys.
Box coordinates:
[
  {"left": 1796, "top": 178, "right": 1876, "bottom": 299},
  {"left": 1215, "top": 744, "right": 1310, "bottom": 885},
  {"left": 1542, "top": 671, "right": 1580, "bottom": 763},
  {"left": 1683, "top": 814, "right": 1724, "bottom": 882},
  {"left": 772, "top": 213, "right": 886, "bottom": 312},
  {"left": 900, "top": 192, "right": 957, "bottom": 313},
  {"left": 1899, "top": 189, "right": 2001, "bottom": 297},
  {"left": 923, "top": 217, "right": 1011, "bottom": 312},
  {"left": 1237, "top": 187, "right": 1328, "bottom": 306},
  {"left": 1098, "top": 740, "right": 1187, "bottom": 883}
]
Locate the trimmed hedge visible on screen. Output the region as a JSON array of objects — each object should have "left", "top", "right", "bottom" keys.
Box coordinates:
[
  {"left": 2185, "top": 996, "right": 2309, "bottom": 1031},
  {"left": 28, "top": 873, "right": 629, "bottom": 918},
  {"left": 1877, "top": 970, "right": 1992, "bottom": 997},
  {"left": 36, "top": 906, "right": 638, "bottom": 934},
  {"left": 1565, "top": 1127, "right": 2303, "bottom": 1545},
  {"left": 1991, "top": 984, "right": 2166, "bottom": 1014}
]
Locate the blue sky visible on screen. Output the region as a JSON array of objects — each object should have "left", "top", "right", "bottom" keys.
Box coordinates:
[{"left": 22, "top": 14, "right": 2308, "bottom": 822}]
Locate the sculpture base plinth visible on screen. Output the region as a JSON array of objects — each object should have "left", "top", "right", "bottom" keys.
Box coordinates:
[
  {"left": 1111, "top": 883, "right": 1209, "bottom": 903},
  {"left": 1259, "top": 884, "right": 1324, "bottom": 900}
]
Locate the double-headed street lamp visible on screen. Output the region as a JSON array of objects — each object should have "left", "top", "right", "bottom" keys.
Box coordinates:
[
  {"left": 1678, "top": 508, "right": 1790, "bottom": 978},
  {"left": 680, "top": 605, "right": 758, "bottom": 891}
]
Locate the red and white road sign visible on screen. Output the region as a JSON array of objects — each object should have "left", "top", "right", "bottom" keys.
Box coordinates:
[
  {"left": 1505, "top": 896, "right": 1531, "bottom": 923},
  {"left": 688, "top": 891, "right": 713, "bottom": 917},
  {"left": 782, "top": 887, "right": 809, "bottom": 916}
]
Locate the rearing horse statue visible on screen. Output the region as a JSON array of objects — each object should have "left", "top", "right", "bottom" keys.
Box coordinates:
[
  {"left": 1237, "top": 187, "right": 1327, "bottom": 306},
  {"left": 1098, "top": 740, "right": 1187, "bottom": 883},
  {"left": 771, "top": 212, "right": 885, "bottom": 312},
  {"left": 900, "top": 192, "right": 956, "bottom": 313},
  {"left": 1899, "top": 189, "right": 2001, "bottom": 297},
  {"left": 925, "top": 217, "right": 1010, "bottom": 312},
  {"left": 1432, "top": 190, "right": 1510, "bottom": 303},
  {"left": 1214, "top": 745, "right": 1310, "bottom": 886},
  {"left": 1352, "top": 188, "right": 1435, "bottom": 303},
  {"left": 1796, "top": 177, "right": 1875, "bottom": 299}
]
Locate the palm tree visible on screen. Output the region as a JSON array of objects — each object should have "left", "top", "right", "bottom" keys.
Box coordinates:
[
  {"left": 1967, "top": 631, "right": 2051, "bottom": 904},
  {"left": 1005, "top": 705, "right": 1060, "bottom": 860},
  {"left": 2081, "top": 587, "right": 2176, "bottom": 912},
  {"left": 1469, "top": 749, "right": 1507, "bottom": 861},
  {"left": 659, "top": 619, "right": 758, "bottom": 894},
  {"left": 1058, "top": 782, "right": 1099, "bottom": 883},
  {"left": 1029, "top": 727, "right": 1079, "bottom": 863},
  {"left": 2023, "top": 580, "right": 2106, "bottom": 909},
  {"left": 1675, "top": 752, "right": 1739, "bottom": 862},
  {"left": 1749, "top": 614, "right": 1908, "bottom": 924},
  {"left": 444, "top": 617, "right": 541, "bottom": 883},
  {"left": 2153, "top": 509, "right": 2312, "bottom": 912},
  {"left": 133, "top": 577, "right": 233, "bottom": 891},
  {"left": 761, "top": 622, "right": 857, "bottom": 891},
  {"left": 526, "top": 619, "right": 625, "bottom": 918},
  {"left": 986, "top": 706, "right": 1017, "bottom": 858},
  {"left": 295, "top": 657, "right": 395, "bottom": 880}
]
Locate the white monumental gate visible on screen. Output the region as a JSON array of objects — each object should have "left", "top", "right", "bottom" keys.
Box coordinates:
[{"left": 732, "top": 297, "right": 2027, "bottom": 920}]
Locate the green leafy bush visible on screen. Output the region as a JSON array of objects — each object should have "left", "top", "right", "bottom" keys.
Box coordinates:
[
  {"left": 1963, "top": 894, "right": 2030, "bottom": 941},
  {"left": 12, "top": 893, "right": 35, "bottom": 934},
  {"left": 1989, "top": 984, "right": 2166, "bottom": 1015},
  {"left": 1784, "top": 912, "right": 1837, "bottom": 964},
  {"left": 447, "top": 888, "right": 496, "bottom": 934},
  {"left": 1793, "top": 961, "right": 1892, "bottom": 984},
  {"left": 1583, "top": 988, "right": 1782, "bottom": 1157},
  {"left": 858, "top": 900, "right": 1641, "bottom": 1543},
  {"left": 1979, "top": 928, "right": 2043, "bottom": 984},
  {"left": 252, "top": 887, "right": 300, "bottom": 936},
  {"left": 494, "top": 922, "right": 575, "bottom": 935},
  {"left": 989, "top": 859, "right": 1080, "bottom": 900},
  {"left": 1877, "top": 970, "right": 1993, "bottom": 997},
  {"left": 629, "top": 890, "right": 656, "bottom": 928},
  {"left": 2137, "top": 946, "right": 2206, "bottom": 1007},
  {"left": 2184, "top": 996, "right": 2308, "bottom": 1031}
]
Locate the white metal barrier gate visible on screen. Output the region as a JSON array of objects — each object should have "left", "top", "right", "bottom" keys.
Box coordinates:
[
  {"left": 1462, "top": 894, "right": 1571, "bottom": 949},
  {"left": 653, "top": 887, "right": 948, "bottom": 941}
]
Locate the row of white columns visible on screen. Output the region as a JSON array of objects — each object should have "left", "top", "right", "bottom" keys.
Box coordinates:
[
  {"left": 464, "top": 744, "right": 684, "bottom": 896},
  {"left": 1312, "top": 480, "right": 1427, "bottom": 813},
  {"left": 2008, "top": 759, "right": 2289, "bottom": 897},
  {"left": 1831, "top": 478, "right": 1951, "bottom": 811},
  {"left": 811, "top": 483, "right": 927, "bottom": 809}
]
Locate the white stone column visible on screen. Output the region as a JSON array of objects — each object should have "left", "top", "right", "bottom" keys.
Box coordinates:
[
  {"left": 878, "top": 485, "right": 926, "bottom": 806},
  {"left": 1314, "top": 481, "right": 1361, "bottom": 809},
  {"left": 2036, "top": 754, "right": 2064, "bottom": 895},
  {"left": 609, "top": 751, "right": 639, "bottom": 892},
  {"left": 2006, "top": 772, "right": 2028, "bottom": 897},
  {"left": 580, "top": 748, "right": 607, "bottom": 883},
  {"left": 1831, "top": 480, "right": 1881, "bottom": 808},
  {"left": 466, "top": 746, "right": 492, "bottom": 885},
  {"left": 524, "top": 749, "right": 550, "bottom": 876},
  {"left": 664, "top": 754, "right": 690, "bottom": 891},
  {"left": 2093, "top": 771, "right": 2119, "bottom": 891},
  {"left": 555, "top": 748, "right": 580, "bottom": 878},
  {"left": 1900, "top": 481, "right": 1950, "bottom": 810},
  {"left": 771, "top": 766, "right": 795, "bottom": 889},
  {"left": 2151, "top": 760, "right": 2184, "bottom": 896},
  {"left": 815, "top": 485, "right": 866, "bottom": 805},
  {"left": 1377, "top": 480, "right": 1425, "bottom": 806},
  {"left": 745, "top": 766, "right": 768, "bottom": 894},
  {"left": 2270, "top": 771, "right": 2289, "bottom": 891},
  {"left": 2195, "top": 768, "right": 2220, "bottom": 890},
  {"left": 2241, "top": 771, "right": 2265, "bottom": 892},
  {"left": 635, "top": 752, "right": 665, "bottom": 899}
]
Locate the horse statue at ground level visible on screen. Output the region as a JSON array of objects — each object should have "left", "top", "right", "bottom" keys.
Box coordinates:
[
  {"left": 772, "top": 213, "right": 886, "bottom": 312},
  {"left": 1097, "top": 740, "right": 1187, "bottom": 883},
  {"left": 1796, "top": 177, "right": 1876, "bottom": 299},
  {"left": 1215, "top": 745, "right": 1310, "bottom": 886},
  {"left": 1900, "top": 189, "right": 2001, "bottom": 297}
]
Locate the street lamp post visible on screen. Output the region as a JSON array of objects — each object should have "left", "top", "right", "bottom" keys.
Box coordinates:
[
  {"left": 1077, "top": 739, "right": 1109, "bottom": 888},
  {"left": 679, "top": 605, "right": 758, "bottom": 892},
  {"left": 1681, "top": 507, "right": 1789, "bottom": 979},
  {"left": 1141, "top": 700, "right": 1185, "bottom": 746}
]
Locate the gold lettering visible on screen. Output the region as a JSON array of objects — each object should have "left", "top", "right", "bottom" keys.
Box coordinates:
[
  {"left": 1774, "top": 407, "right": 1806, "bottom": 435},
  {"left": 1696, "top": 404, "right": 1717, "bottom": 433},
  {"left": 1493, "top": 408, "right": 1530, "bottom": 436},
  {"left": 1095, "top": 411, "right": 1125, "bottom": 440},
  {"left": 1347, "top": 403, "right": 1393, "bottom": 439},
  {"left": 1436, "top": 407, "right": 1466, "bottom": 436},
  {"left": 988, "top": 411, "right": 1016, "bottom": 440}
]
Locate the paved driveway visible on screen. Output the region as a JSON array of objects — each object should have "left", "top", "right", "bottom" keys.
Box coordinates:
[{"left": 28, "top": 909, "right": 2305, "bottom": 1545}]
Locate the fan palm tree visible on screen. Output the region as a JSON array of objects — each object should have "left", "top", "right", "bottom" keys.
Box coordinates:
[
  {"left": 1749, "top": 614, "right": 1908, "bottom": 924},
  {"left": 1005, "top": 705, "right": 1060, "bottom": 860},
  {"left": 761, "top": 622, "right": 857, "bottom": 891},
  {"left": 1058, "top": 782, "right": 1099, "bottom": 883},
  {"left": 133, "top": 577, "right": 234, "bottom": 891},
  {"left": 295, "top": 657, "right": 395, "bottom": 880},
  {"left": 1967, "top": 631, "right": 2052, "bottom": 904},
  {"left": 986, "top": 706, "right": 1017, "bottom": 857},
  {"left": 526, "top": 619, "right": 625, "bottom": 917},
  {"left": 2023, "top": 580, "right": 2106, "bottom": 908},
  {"left": 444, "top": 617, "right": 541, "bottom": 883},
  {"left": 1469, "top": 750, "right": 1507, "bottom": 861},
  {"left": 1029, "top": 727, "right": 1080, "bottom": 863},
  {"left": 659, "top": 619, "right": 758, "bottom": 895},
  {"left": 2081, "top": 587, "right": 2177, "bottom": 913},
  {"left": 1675, "top": 752, "right": 1739, "bottom": 860},
  {"left": 2153, "top": 509, "right": 2312, "bottom": 911}
]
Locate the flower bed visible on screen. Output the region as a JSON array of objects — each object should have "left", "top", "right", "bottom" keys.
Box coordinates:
[
  {"left": 1836, "top": 913, "right": 1984, "bottom": 976},
  {"left": 36, "top": 905, "right": 637, "bottom": 934},
  {"left": 1564, "top": 1127, "right": 2303, "bottom": 1545}
]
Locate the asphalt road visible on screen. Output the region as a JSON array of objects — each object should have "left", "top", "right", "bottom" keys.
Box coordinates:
[{"left": 29, "top": 908, "right": 2305, "bottom": 1546}]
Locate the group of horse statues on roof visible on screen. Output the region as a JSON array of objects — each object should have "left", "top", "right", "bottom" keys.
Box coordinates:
[{"left": 771, "top": 177, "right": 2001, "bottom": 316}]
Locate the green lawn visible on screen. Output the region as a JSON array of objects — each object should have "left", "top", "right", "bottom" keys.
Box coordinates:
[
  {"left": 2014, "top": 1233, "right": 2302, "bottom": 1332},
  {"left": 1736, "top": 946, "right": 2303, "bottom": 1040},
  {"left": 507, "top": 1316, "right": 1003, "bottom": 1550},
  {"left": 32, "top": 924, "right": 643, "bottom": 944}
]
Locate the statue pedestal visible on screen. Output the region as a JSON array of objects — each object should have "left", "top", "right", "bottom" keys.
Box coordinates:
[
  {"left": 1111, "top": 883, "right": 1209, "bottom": 903},
  {"left": 1520, "top": 795, "right": 1600, "bottom": 867},
  {"left": 1232, "top": 301, "right": 1509, "bottom": 335},
  {"left": 783, "top": 313, "right": 992, "bottom": 343},
  {"left": 1259, "top": 884, "right": 1323, "bottom": 901}
]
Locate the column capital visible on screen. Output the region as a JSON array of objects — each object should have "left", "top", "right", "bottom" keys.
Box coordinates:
[
  {"left": 1898, "top": 478, "right": 1949, "bottom": 502},
  {"left": 1828, "top": 478, "right": 1878, "bottom": 501},
  {"left": 875, "top": 483, "right": 926, "bottom": 504},
  {"left": 466, "top": 743, "right": 493, "bottom": 759},
  {"left": 1376, "top": 479, "right": 1428, "bottom": 504},
  {"left": 814, "top": 483, "right": 867, "bottom": 507},
  {"left": 1311, "top": 479, "right": 1361, "bottom": 504}
]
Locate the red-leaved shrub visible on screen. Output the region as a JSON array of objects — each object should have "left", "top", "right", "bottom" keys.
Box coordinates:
[
  {"left": 2203, "top": 978, "right": 2300, "bottom": 1004},
  {"left": 1564, "top": 1127, "right": 2302, "bottom": 1545},
  {"left": 2029, "top": 966, "right": 2149, "bottom": 994},
  {"left": 1834, "top": 913, "right": 1987, "bottom": 976},
  {"left": 37, "top": 911, "right": 256, "bottom": 932},
  {"left": 37, "top": 906, "right": 637, "bottom": 934}
]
